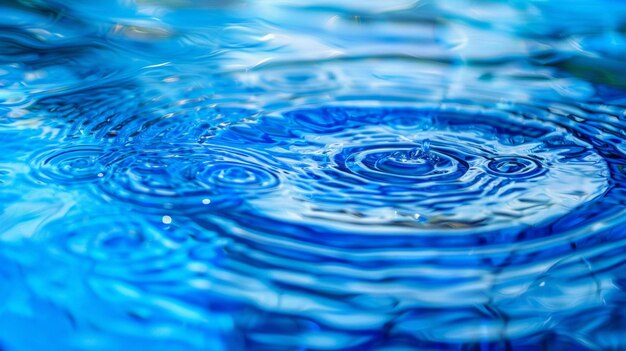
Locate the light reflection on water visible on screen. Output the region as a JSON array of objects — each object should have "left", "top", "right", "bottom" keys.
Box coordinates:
[{"left": 1, "top": 1, "right": 626, "bottom": 350}]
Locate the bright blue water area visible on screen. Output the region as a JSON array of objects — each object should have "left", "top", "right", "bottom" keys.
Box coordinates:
[{"left": 1, "top": 1, "right": 626, "bottom": 350}]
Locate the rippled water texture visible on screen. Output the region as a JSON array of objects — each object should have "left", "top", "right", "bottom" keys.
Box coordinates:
[{"left": 2, "top": 1, "right": 626, "bottom": 350}]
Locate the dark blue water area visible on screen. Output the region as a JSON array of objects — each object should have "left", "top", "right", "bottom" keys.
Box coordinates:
[{"left": 2, "top": 0, "right": 626, "bottom": 350}]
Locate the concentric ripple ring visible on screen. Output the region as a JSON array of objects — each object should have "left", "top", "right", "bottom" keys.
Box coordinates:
[
  {"left": 218, "top": 106, "right": 609, "bottom": 230},
  {"left": 29, "top": 145, "right": 106, "bottom": 185},
  {"left": 97, "top": 145, "right": 283, "bottom": 213},
  {"left": 340, "top": 143, "right": 470, "bottom": 184}
]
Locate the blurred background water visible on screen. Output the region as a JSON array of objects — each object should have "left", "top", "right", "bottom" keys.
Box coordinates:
[{"left": 1, "top": 0, "right": 626, "bottom": 350}]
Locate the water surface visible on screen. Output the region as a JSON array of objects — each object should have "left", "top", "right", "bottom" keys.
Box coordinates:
[{"left": 1, "top": 1, "right": 626, "bottom": 350}]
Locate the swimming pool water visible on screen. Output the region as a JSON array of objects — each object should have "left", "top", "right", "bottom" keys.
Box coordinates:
[{"left": 1, "top": 1, "right": 626, "bottom": 350}]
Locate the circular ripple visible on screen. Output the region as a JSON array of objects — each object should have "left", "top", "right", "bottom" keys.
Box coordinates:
[
  {"left": 219, "top": 106, "right": 609, "bottom": 230},
  {"left": 340, "top": 143, "right": 470, "bottom": 184},
  {"left": 36, "top": 212, "right": 191, "bottom": 278},
  {"left": 98, "top": 145, "right": 282, "bottom": 213},
  {"left": 30, "top": 145, "right": 106, "bottom": 185},
  {"left": 194, "top": 161, "right": 279, "bottom": 189},
  {"left": 486, "top": 156, "right": 543, "bottom": 178}
]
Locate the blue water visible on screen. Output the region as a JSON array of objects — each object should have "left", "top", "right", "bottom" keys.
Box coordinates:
[{"left": 1, "top": 1, "right": 626, "bottom": 350}]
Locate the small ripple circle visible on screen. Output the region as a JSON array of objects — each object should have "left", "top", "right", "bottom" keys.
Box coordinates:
[
  {"left": 30, "top": 145, "right": 106, "bottom": 185},
  {"left": 486, "top": 156, "right": 543, "bottom": 178},
  {"left": 98, "top": 145, "right": 282, "bottom": 212},
  {"left": 339, "top": 143, "right": 470, "bottom": 184}
]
